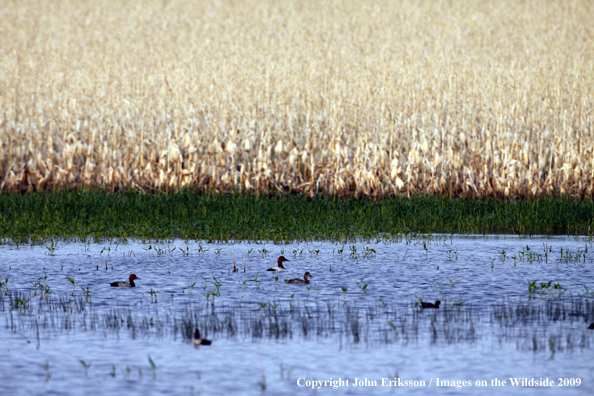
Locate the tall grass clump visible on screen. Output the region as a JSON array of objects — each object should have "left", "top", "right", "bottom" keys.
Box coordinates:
[{"left": 1, "top": 0, "right": 593, "bottom": 198}]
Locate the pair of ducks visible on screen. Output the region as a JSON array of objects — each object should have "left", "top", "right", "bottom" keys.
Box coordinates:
[{"left": 266, "top": 256, "right": 313, "bottom": 284}]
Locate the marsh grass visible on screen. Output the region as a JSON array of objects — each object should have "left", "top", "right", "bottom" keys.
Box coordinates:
[
  {"left": 1, "top": 285, "right": 593, "bottom": 352},
  {"left": 1, "top": 286, "right": 593, "bottom": 352},
  {"left": 1, "top": 0, "right": 593, "bottom": 198},
  {"left": 1, "top": 191, "right": 593, "bottom": 243}
]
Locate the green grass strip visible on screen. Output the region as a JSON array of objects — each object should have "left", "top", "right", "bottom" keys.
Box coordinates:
[{"left": 0, "top": 190, "right": 593, "bottom": 243}]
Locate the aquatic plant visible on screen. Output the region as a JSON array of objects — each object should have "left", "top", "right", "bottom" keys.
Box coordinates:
[
  {"left": 148, "top": 356, "right": 158, "bottom": 379},
  {"left": 79, "top": 360, "right": 92, "bottom": 376},
  {"left": 45, "top": 241, "right": 56, "bottom": 256},
  {"left": 254, "top": 273, "right": 261, "bottom": 290},
  {"left": 44, "top": 361, "right": 51, "bottom": 383},
  {"left": 197, "top": 245, "right": 208, "bottom": 256},
  {"left": 414, "top": 297, "right": 424, "bottom": 308},
  {"left": 0, "top": 276, "right": 8, "bottom": 295},
  {"left": 362, "top": 247, "right": 376, "bottom": 259},
  {"left": 31, "top": 278, "right": 43, "bottom": 297},
  {"left": 387, "top": 321, "right": 398, "bottom": 337},
  {"left": 80, "top": 286, "right": 91, "bottom": 302},
  {"left": 1, "top": 284, "right": 593, "bottom": 352},
  {"left": 13, "top": 297, "right": 30, "bottom": 314},
  {"left": 66, "top": 277, "right": 76, "bottom": 296},
  {"left": 149, "top": 289, "right": 159, "bottom": 303},
  {"left": 340, "top": 287, "right": 348, "bottom": 303},
  {"left": 201, "top": 276, "right": 209, "bottom": 289},
  {"left": 211, "top": 277, "right": 223, "bottom": 296},
  {"left": 203, "top": 292, "right": 212, "bottom": 306},
  {"left": 209, "top": 291, "right": 217, "bottom": 306},
  {"left": 358, "top": 278, "right": 368, "bottom": 298},
  {"left": 498, "top": 250, "right": 506, "bottom": 260}
]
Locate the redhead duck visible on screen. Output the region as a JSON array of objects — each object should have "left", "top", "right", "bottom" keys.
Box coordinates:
[
  {"left": 285, "top": 272, "right": 313, "bottom": 284},
  {"left": 110, "top": 274, "right": 140, "bottom": 287},
  {"left": 192, "top": 329, "right": 212, "bottom": 346},
  {"left": 421, "top": 300, "right": 441, "bottom": 309},
  {"left": 267, "top": 256, "right": 289, "bottom": 272}
]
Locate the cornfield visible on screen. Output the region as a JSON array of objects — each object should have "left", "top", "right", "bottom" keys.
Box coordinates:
[{"left": 1, "top": 0, "right": 593, "bottom": 197}]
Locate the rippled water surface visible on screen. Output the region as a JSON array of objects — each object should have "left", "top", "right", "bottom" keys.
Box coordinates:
[{"left": 1, "top": 235, "right": 593, "bottom": 395}]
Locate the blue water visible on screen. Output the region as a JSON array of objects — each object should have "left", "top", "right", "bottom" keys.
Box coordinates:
[{"left": 1, "top": 235, "right": 593, "bottom": 395}]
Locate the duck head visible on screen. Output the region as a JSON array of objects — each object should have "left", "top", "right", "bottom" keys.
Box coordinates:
[{"left": 278, "top": 256, "right": 289, "bottom": 265}]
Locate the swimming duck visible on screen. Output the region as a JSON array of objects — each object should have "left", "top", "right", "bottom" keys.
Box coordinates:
[
  {"left": 192, "top": 329, "right": 212, "bottom": 346},
  {"left": 421, "top": 300, "right": 441, "bottom": 309},
  {"left": 285, "top": 272, "right": 313, "bottom": 284},
  {"left": 267, "top": 256, "right": 289, "bottom": 272},
  {"left": 110, "top": 274, "right": 140, "bottom": 287}
]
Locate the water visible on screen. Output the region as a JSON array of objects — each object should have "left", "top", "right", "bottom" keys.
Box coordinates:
[{"left": 1, "top": 235, "right": 593, "bottom": 395}]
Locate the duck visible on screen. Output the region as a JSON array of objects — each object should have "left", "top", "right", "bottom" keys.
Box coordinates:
[
  {"left": 110, "top": 274, "right": 140, "bottom": 287},
  {"left": 266, "top": 256, "right": 289, "bottom": 272},
  {"left": 421, "top": 300, "right": 441, "bottom": 309},
  {"left": 192, "top": 329, "right": 212, "bottom": 346},
  {"left": 285, "top": 272, "right": 313, "bottom": 284}
]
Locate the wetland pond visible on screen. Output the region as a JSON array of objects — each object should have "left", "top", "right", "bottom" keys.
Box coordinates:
[{"left": 1, "top": 234, "right": 593, "bottom": 395}]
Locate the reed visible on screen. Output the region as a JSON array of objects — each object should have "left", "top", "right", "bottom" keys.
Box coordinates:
[{"left": 1, "top": 0, "right": 593, "bottom": 198}]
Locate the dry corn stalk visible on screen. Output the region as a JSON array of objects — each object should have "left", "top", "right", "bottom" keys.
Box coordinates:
[{"left": 1, "top": 0, "right": 593, "bottom": 197}]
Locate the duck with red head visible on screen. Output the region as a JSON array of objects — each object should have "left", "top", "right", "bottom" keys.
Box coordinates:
[
  {"left": 192, "top": 329, "right": 212, "bottom": 346},
  {"left": 267, "top": 256, "right": 289, "bottom": 272},
  {"left": 110, "top": 274, "right": 141, "bottom": 287}
]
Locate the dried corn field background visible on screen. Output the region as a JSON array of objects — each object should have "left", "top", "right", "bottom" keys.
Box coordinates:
[{"left": 1, "top": 0, "right": 593, "bottom": 198}]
